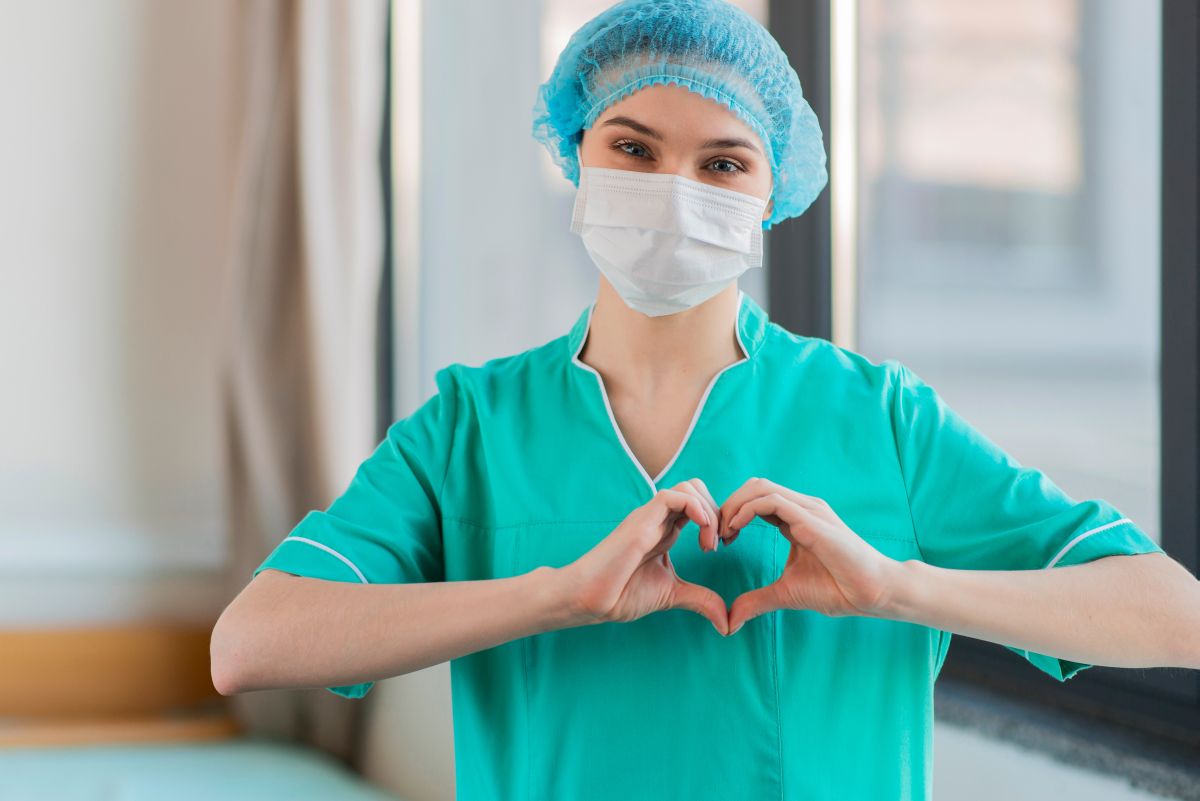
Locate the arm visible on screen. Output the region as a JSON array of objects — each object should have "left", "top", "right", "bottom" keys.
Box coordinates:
[
  {"left": 884, "top": 358, "right": 1190, "bottom": 679},
  {"left": 211, "top": 565, "right": 578, "bottom": 696},
  {"left": 213, "top": 482, "right": 726, "bottom": 695},
  {"left": 879, "top": 551, "right": 1200, "bottom": 670}
]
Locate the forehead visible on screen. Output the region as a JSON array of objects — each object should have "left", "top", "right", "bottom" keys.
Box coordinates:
[{"left": 589, "top": 83, "right": 766, "bottom": 150}]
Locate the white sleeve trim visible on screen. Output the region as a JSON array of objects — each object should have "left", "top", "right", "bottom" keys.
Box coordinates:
[
  {"left": 1021, "top": 517, "right": 1133, "bottom": 661},
  {"left": 281, "top": 536, "right": 368, "bottom": 583},
  {"left": 1042, "top": 517, "right": 1133, "bottom": 569}
]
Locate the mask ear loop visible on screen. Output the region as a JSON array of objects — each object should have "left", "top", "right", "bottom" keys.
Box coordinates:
[
  {"left": 748, "top": 225, "right": 764, "bottom": 269},
  {"left": 569, "top": 167, "right": 590, "bottom": 235}
]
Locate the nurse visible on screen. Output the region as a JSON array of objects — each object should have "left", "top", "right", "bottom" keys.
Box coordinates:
[{"left": 211, "top": 1, "right": 1200, "bottom": 799}]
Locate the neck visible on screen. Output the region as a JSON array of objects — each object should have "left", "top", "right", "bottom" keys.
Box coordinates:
[{"left": 578, "top": 281, "right": 745, "bottom": 391}]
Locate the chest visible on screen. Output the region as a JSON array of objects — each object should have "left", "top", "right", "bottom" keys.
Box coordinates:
[
  {"left": 604, "top": 376, "right": 714, "bottom": 484},
  {"left": 437, "top": 360, "right": 919, "bottom": 586}
]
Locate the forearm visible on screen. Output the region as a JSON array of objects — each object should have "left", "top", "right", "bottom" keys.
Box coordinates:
[
  {"left": 213, "top": 566, "right": 582, "bottom": 694},
  {"left": 878, "top": 553, "right": 1200, "bottom": 670}
]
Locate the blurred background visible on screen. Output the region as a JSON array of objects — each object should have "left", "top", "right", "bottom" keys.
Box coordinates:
[{"left": 1, "top": 1, "right": 1196, "bottom": 799}]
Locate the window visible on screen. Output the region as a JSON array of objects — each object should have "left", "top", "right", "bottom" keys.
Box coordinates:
[
  {"left": 768, "top": 0, "right": 1200, "bottom": 741},
  {"left": 854, "top": 0, "right": 1160, "bottom": 545}
]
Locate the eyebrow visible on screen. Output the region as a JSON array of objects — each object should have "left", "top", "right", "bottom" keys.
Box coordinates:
[{"left": 599, "top": 115, "right": 763, "bottom": 157}]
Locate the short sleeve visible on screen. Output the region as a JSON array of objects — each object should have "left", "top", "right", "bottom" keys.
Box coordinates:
[
  {"left": 252, "top": 365, "right": 461, "bottom": 698},
  {"left": 886, "top": 360, "right": 1166, "bottom": 681}
]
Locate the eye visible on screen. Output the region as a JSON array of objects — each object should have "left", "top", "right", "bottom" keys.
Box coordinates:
[
  {"left": 611, "top": 138, "right": 651, "bottom": 159},
  {"left": 707, "top": 158, "right": 746, "bottom": 174}
]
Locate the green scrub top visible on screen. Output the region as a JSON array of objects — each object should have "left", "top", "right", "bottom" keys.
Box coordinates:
[{"left": 253, "top": 290, "right": 1164, "bottom": 801}]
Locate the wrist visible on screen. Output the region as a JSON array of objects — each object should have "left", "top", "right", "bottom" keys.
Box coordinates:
[
  {"left": 528, "top": 564, "right": 597, "bottom": 631},
  {"left": 876, "top": 558, "right": 931, "bottom": 623}
]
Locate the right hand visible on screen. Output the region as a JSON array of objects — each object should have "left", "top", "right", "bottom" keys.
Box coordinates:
[{"left": 558, "top": 478, "right": 729, "bottom": 635}]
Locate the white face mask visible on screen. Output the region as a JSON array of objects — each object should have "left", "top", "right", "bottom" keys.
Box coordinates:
[{"left": 569, "top": 166, "right": 768, "bottom": 317}]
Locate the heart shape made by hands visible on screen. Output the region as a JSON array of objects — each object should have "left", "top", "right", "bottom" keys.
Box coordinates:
[{"left": 690, "top": 476, "right": 899, "bottom": 635}]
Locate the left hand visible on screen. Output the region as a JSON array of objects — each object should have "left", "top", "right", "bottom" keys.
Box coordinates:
[{"left": 718, "top": 477, "right": 900, "bottom": 634}]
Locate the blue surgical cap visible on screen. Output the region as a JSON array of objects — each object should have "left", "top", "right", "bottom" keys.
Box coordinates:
[{"left": 531, "top": 0, "right": 828, "bottom": 229}]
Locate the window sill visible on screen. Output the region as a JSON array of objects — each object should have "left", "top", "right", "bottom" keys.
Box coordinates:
[{"left": 935, "top": 677, "right": 1200, "bottom": 800}]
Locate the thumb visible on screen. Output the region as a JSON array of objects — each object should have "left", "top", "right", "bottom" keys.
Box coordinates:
[
  {"left": 669, "top": 579, "right": 730, "bottom": 636},
  {"left": 728, "top": 583, "right": 783, "bottom": 635}
]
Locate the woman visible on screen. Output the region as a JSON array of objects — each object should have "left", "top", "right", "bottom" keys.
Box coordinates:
[{"left": 212, "top": 1, "right": 1195, "bottom": 799}]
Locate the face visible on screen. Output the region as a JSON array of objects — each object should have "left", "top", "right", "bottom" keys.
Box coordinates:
[{"left": 578, "top": 82, "right": 774, "bottom": 222}]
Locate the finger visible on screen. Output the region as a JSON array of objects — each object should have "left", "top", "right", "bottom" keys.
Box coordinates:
[
  {"left": 666, "top": 481, "right": 719, "bottom": 553},
  {"left": 728, "top": 582, "right": 785, "bottom": 635},
  {"left": 743, "top": 480, "right": 833, "bottom": 520},
  {"left": 727, "top": 494, "right": 817, "bottom": 548},
  {"left": 652, "top": 488, "right": 713, "bottom": 549},
  {"left": 670, "top": 578, "right": 730, "bottom": 636},
  {"left": 718, "top": 476, "right": 775, "bottom": 544},
  {"left": 781, "top": 491, "right": 836, "bottom": 520},
  {"left": 684, "top": 477, "right": 723, "bottom": 551},
  {"left": 719, "top": 478, "right": 835, "bottom": 543}
]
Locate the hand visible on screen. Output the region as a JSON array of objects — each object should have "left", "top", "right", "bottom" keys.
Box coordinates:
[
  {"left": 719, "top": 477, "right": 900, "bottom": 634},
  {"left": 560, "top": 478, "right": 729, "bottom": 635}
]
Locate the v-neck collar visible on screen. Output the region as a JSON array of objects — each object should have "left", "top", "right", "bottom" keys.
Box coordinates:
[
  {"left": 564, "top": 289, "right": 770, "bottom": 495},
  {"left": 565, "top": 288, "right": 770, "bottom": 366}
]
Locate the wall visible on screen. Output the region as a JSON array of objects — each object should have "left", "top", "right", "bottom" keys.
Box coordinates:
[{"left": 0, "top": 0, "right": 234, "bottom": 625}]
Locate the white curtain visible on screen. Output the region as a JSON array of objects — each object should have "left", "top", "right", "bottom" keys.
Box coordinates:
[{"left": 216, "top": 0, "right": 389, "bottom": 765}]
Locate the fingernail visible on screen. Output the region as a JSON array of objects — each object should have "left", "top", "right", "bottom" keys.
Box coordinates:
[{"left": 731, "top": 622, "right": 743, "bottom": 635}]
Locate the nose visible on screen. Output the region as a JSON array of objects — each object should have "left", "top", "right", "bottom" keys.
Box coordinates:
[{"left": 644, "top": 158, "right": 709, "bottom": 186}]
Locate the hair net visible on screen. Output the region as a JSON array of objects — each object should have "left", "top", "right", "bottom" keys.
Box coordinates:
[{"left": 531, "top": 0, "right": 828, "bottom": 229}]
